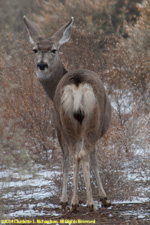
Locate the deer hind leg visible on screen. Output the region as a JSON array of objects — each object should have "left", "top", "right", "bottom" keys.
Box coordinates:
[
  {"left": 60, "top": 151, "right": 70, "bottom": 209},
  {"left": 82, "top": 154, "right": 96, "bottom": 211},
  {"left": 90, "top": 150, "right": 111, "bottom": 207},
  {"left": 70, "top": 155, "right": 80, "bottom": 212},
  {"left": 56, "top": 128, "right": 70, "bottom": 208}
]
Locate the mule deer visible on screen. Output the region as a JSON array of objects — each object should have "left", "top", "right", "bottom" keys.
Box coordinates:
[{"left": 24, "top": 16, "right": 112, "bottom": 211}]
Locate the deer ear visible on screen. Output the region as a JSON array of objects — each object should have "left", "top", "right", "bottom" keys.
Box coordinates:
[
  {"left": 23, "top": 16, "right": 42, "bottom": 45},
  {"left": 52, "top": 17, "right": 74, "bottom": 48}
]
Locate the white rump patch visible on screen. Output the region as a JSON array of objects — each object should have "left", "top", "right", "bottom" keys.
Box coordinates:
[{"left": 61, "top": 83, "right": 96, "bottom": 119}]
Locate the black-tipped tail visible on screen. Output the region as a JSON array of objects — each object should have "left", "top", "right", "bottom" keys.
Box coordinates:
[{"left": 73, "top": 109, "right": 84, "bottom": 124}]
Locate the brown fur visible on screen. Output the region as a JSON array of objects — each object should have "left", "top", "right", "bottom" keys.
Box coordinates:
[{"left": 24, "top": 16, "right": 112, "bottom": 211}]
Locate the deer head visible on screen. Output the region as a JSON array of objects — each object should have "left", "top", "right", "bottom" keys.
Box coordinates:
[{"left": 23, "top": 16, "right": 74, "bottom": 80}]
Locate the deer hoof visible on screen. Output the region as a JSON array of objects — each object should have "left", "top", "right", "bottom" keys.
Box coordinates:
[
  {"left": 59, "top": 201, "right": 68, "bottom": 209},
  {"left": 88, "top": 203, "right": 96, "bottom": 212},
  {"left": 70, "top": 204, "right": 79, "bottom": 213},
  {"left": 100, "top": 197, "right": 111, "bottom": 208}
]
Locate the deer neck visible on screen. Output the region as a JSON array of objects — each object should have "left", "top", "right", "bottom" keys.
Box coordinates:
[{"left": 38, "top": 62, "right": 67, "bottom": 101}]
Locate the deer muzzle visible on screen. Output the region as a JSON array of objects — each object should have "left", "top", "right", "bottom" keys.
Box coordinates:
[{"left": 37, "top": 61, "right": 48, "bottom": 71}]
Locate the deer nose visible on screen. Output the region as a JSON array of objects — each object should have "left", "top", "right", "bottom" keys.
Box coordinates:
[{"left": 37, "top": 62, "right": 48, "bottom": 70}]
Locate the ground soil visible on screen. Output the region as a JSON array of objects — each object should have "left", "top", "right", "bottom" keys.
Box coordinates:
[
  {"left": 1, "top": 153, "right": 149, "bottom": 225},
  {"left": 10, "top": 202, "right": 150, "bottom": 225}
]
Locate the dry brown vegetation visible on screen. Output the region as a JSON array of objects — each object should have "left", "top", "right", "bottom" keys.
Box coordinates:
[
  {"left": 0, "top": 0, "right": 150, "bottom": 223},
  {"left": 0, "top": 1, "right": 150, "bottom": 221},
  {"left": 0, "top": 0, "right": 150, "bottom": 169}
]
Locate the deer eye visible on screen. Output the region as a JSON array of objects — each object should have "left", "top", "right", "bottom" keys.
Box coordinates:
[
  {"left": 51, "top": 49, "right": 57, "bottom": 54},
  {"left": 33, "top": 48, "right": 38, "bottom": 54}
]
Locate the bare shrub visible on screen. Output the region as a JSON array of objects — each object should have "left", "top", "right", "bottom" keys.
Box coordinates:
[
  {"left": 0, "top": 117, "right": 31, "bottom": 171},
  {"left": 0, "top": 1, "right": 150, "bottom": 209},
  {"left": 1, "top": 0, "right": 149, "bottom": 174},
  {"left": 1, "top": 39, "right": 56, "bottom": 163},
  {"left": 35, "top": 0, "right": 142, "bottom": 37},
  {"left": 103, "top": 0, "right": 150, "bottom": 111}
]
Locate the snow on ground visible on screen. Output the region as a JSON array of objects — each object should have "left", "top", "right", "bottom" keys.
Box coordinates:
[
  {"left": 0, "top": 165, "right": 61, "bottom": 217},
  {"left": 0, "top": 89, "right": 149, "bottom": 219},
  {"left": 0, "top": 149, "right": 149, "bottom": 218}
]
